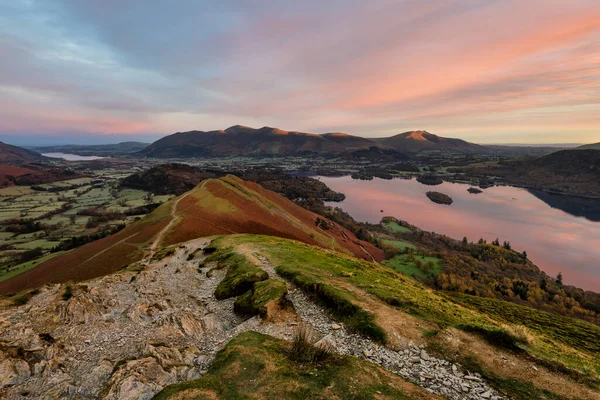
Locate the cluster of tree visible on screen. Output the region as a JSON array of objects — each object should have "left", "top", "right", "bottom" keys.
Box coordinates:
[
  {"left": 238, "top": 168, "right": 346, "bottom": 202},
  {"left": 10, "top": 247, "right": 44, "bottom": 265},
  {"left": 77, "top": 207, "right": 125, "bottom": 229},
  {"left": 388, "top": 226, "right": 600, "bottom": 324}
]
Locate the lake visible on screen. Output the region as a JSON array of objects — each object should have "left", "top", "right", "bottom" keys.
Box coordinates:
[
  {"left": 319, "top": 176, "right": 600, "bottom": 291},
  {"left": 43, "top": 153, "right": 105, "bottom": 161}
]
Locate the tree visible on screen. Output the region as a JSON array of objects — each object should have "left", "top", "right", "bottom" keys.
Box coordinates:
[
  {"left": 556, "top": 272, "right": 563, "bottom": 286},
  {"left": 522, "top": 250, "right": 527, "bottom": 259},
  {"left": 462, "top": 237, "right": 468, "bottom": 246}
]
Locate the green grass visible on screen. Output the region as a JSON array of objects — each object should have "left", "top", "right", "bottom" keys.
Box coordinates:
[
  {"left": 14, "top": 239, "right": 61, "bottom": 250},
  {"left": 234, "top": 279, "right": 288, "bottom": 318},
  {"left": 381, "top": 239, "right": 416, "bottom": 251},
  {"left": 207, "top": 234, "right": 600, "bottom": 379},
  {"left": 153, "top": 331, "right": 430, "bottom": 400},
  {"left": 447, "top": 292, "right": 600, "bottom": 376},
  {"left": 383, "top": 254, "right": 441, "bottom": 279},
  {"left": 209, "top": 249, "right": 269, "bottom": 300},
  {"left": 381, "top": 220, "right": 412, "bottom": 234}
]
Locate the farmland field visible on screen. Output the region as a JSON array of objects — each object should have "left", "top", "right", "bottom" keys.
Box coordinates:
[{"left": 0, "top": 166, "right": 174, "bottom": 284}]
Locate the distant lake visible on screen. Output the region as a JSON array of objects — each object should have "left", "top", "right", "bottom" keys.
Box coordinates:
[
  {"left": 319, "top": 176, "right": 600, "bottom": 291},
  {"left": 43, "top": 153, "right": 105, "bottom": 161}
]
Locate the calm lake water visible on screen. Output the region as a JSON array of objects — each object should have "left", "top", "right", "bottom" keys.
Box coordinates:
[
  {"left": 43, "top": 153, "right": 104, "bottom": 161},
  {"left": 320, "top": 176, "right": 600, "bottom": 291}
]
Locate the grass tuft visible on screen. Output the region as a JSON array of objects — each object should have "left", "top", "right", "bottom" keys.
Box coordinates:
[{"left": 288, "top": 325, "right": 334, "bottom": 365}]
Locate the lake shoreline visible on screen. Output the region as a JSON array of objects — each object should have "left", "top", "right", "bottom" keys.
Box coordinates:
[{"left": 320, "top": 175, "right": 600, "bottom": 291}]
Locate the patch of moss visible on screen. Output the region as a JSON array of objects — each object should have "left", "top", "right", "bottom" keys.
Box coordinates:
[
  {"left": 62, "top": 284, "right": 73, "bottom": 301},
  {"left": 213, "top": 251, "right": 268, "bottom": 300},
  {"left": 151, "top": 247, "right": 176, "bottom": 261},
  {"left": 233, "top": 279, "right": 288, "bottom": 318}
]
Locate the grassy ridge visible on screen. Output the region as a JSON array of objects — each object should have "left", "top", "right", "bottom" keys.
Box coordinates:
[{"left": 208, "top": 234, "right": 600, "bottom": 381}]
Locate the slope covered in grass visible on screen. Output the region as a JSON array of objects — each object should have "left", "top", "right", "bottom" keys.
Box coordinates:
[
  {"left": 160, "top": 175, "right": 382, "bottom": 261},
  {"left": 207, "top": 234, "right": 600, "bottom": 398},
  {"left": 153, "top": 331, "right": 441, "bottom": 400}
]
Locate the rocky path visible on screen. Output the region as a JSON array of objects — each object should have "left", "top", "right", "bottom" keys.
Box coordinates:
[{"left": 0, "top": 239, "right": 503, "bottom": 400}]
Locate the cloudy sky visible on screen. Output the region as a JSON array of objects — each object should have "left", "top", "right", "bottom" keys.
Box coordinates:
[{"left": 0, "top": 0, "right": 598, "bottom": 145}]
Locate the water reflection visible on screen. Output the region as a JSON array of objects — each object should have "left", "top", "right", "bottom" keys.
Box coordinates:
[{"left": 320, "top": 176, "right": 600, "bottom": 291}]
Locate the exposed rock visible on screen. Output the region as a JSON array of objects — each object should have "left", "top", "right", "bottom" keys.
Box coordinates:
[{"left": 0, "top": 358, "right": 31, "bottom": 388}]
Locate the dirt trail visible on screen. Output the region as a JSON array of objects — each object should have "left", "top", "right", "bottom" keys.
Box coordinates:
[{"left": 148, "top": 185, "right": 200, "bottom": 252}]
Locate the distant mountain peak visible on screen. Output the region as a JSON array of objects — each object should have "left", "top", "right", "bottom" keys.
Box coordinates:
[
  {"left": 224, "top": 125, "right": 254, "bottom": 134},
  {"left": 402, "top": 131, "right": 432, "bottom": 141}
]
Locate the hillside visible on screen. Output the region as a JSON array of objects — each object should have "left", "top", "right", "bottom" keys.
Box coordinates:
[
  {"left": 0, "top": 164, "right": 37, "bottom": 187},
  {"left": 577, "top": 142, "right": 600, "bottom": 150},
  {"left": 377, "top": 131, "right": 486, "bottom": 153},
  {"left": 32, "top": 141, "right": 149, "bottom": 156},
  {"left": 139, "top": 125, "right": 406, "bottom": 160},
  {"left": 461, "top": 149, "right": 600, "bottom": 197},
  {"left": 0, "top": 141, "right": 44, "bottom": 164},
  {"left": 0, "top": 175, "right": 381, "bottom": 294},
  {"left": 0, "top": 163, "right": 81, "bottom": 188},
  {"left": 1, "top": 234, "right": 597, "bottom": 399}
]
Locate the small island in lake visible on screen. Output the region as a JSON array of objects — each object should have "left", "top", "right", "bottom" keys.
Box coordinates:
[
  {"left": 468, "top": 187, "right": 483, "bottom": 194},
  {"left": 426, "top": 191, "right": 453, "bottom": 205}
]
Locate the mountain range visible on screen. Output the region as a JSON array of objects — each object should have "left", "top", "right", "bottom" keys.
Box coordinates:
[
  {"left": 138, "top": 125, "right": 485, "bottom": 158},
  {"left": 138, "top": 125, "right": 400, "bottom": 159}
]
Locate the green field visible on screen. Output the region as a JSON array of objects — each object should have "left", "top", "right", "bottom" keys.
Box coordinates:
[
  {"left": 381, "top": 239, "right": 416, "bottom": 251},
  {"left": 0, "top": 172, "right": 174, "bottom": 283},
  {"left": 384, "top": 254, "right": 441, "bottom": 279},
  {"left": 381, "top": 220, "right": 412, "bottom": 234}
]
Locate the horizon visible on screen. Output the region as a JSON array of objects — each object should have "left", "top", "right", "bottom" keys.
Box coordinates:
[{"left": 0, "top": 1, "right": 599, "bottom": 145}]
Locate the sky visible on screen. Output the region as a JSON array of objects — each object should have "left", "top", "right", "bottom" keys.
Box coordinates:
[{"left": 0, "top": 0, "right": 599, "bottom": 146}]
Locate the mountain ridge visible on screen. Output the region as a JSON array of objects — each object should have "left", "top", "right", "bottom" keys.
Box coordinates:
[{"left": 138, "top": 125, "right": 485, "bottom": 158}]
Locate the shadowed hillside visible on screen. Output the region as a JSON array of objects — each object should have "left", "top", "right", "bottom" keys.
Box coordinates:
[
  {"left": 577, "top": 142, "right": 600, "bottom": 150},
  {"left": 0, "top": 175, "right": 381, "bottom": 294},
  {"left": 0, "top": 141, "right": 45, "bottom": 164}
]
